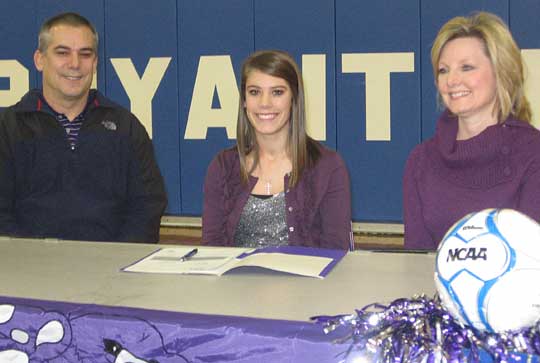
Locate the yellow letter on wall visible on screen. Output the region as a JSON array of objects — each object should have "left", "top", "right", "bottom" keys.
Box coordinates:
[
  {"left": 342, "top": 53, "right": 414, "bottom": 141},
  {"left": 110, "top": 57, "right": 172, "bottom": 138},
  {"left": 184, "top": 56, "right": 239, "bottom": 139},
  {"left": 523, "top": 49, "right": 540, "bottom": 128},
  {"left": 91, "top": 71, "right": 97, "bottom": 89},
  {"left": 0, "top": 60, "right": 29, "bottom": 107},
  {"left": 302, "top": 54, "right": 326, "bottom": 141}
]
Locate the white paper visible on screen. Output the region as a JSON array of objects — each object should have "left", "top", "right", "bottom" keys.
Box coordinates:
[{"left": 123, "top": 247, "right": 250, "bottom": 275}]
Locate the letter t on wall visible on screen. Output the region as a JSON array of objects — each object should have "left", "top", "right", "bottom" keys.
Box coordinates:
[
  {"left": 342, "top": 53, "right": 414, "bottom": 141},
  {"left": 302, "top": 54, "right": 326, "bottom": 141},
  {"left": 523, "top": 49, "right": 540, "bottom": 128}
]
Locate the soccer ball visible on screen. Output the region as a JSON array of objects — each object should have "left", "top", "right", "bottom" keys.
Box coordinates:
[{"left": 435, "top": 208, "right": 540, "bottom": 332}]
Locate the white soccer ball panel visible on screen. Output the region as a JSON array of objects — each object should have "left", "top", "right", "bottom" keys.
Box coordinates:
[
  {"left": 448, "top": 271, "right": 487, "bottom": 330},
  {"left": 453, "top": 210, "right": 493, "bottom": 241},
  {"left": 435, "top": 275, "right": 466, "bottom": 324},
  {"left": 485, "top": 269, "right": 540, "bottom": 332},
  {"left": 495, "top": 209, "right": 540, "bottom": 263}
]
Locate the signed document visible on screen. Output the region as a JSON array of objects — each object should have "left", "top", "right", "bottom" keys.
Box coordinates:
[{"left": 122, "top": 246, "right": 346, "bottom": 278}]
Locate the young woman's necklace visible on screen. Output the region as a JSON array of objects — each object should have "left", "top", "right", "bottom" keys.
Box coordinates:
[
  {"left": 264, "top": 179, "right": 272, "bottom": 195},
  {"left": 256, "top": 154, "right": 290, "bottom": 195}
]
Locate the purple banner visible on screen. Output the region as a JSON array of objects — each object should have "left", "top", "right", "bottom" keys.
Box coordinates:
[{"left": 0, "top": 296, "right": 348, "bottom": 362}]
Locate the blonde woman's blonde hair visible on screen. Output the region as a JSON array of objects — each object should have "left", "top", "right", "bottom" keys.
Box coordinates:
[{"left": 431, "top": 11, "right": 531, "bottom": 123}]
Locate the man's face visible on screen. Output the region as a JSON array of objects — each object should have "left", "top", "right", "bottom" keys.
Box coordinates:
[{"left": 34, "top": 24, "right": 97, "bottom": 107}]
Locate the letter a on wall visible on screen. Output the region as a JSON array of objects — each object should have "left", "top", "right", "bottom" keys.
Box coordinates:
[{"left": 184, "top": 56, "right": 239, "bottom": 140}]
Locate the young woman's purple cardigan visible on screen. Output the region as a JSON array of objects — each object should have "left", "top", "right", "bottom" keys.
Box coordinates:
[
  {"left": 403, "top": 110, "right": 540, "bottom": 249},
  {"left": 202, "top": 144, "right": 352, "bottom": 250}
]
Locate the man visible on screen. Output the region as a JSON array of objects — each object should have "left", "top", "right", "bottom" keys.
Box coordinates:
[{"left": 0, "top": 12, "right": 167, "bottom": 243}]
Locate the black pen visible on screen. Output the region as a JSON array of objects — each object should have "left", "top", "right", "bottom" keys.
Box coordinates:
[{"left": 179, "top": 248, "right": 198, "bottom": 262}]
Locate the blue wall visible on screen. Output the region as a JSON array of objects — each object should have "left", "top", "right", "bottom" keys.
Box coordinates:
[{"left": 1, "top": 0, "right": 539, "bottom": 223}]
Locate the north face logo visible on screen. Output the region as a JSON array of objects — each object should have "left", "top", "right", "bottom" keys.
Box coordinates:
[{"left": 102, "top": 120, "right": 117, "bottom": 131}]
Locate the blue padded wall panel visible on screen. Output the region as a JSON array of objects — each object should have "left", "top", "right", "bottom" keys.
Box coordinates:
[
  {"left": 336, "top": 0, "right": 420, "bottom": 222},
  {"left": 0, "top": 1, "right": 38, "bottom": 91},
  {"left": 510, "top": 1, "right": 540, "bottom": 48},
  {"left": 178, "top": 0, "right": 254, "bottom": 215},
  {"left": 105, "top": 0, "right": 181, "bottom": 214}
]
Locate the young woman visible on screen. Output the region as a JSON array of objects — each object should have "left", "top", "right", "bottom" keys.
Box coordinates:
[
  {"left": 202, "top": 50, "right": 351, "bottom": 250},
  {"left": 403, "top": 12, "right": 540, "bottom": 249}
]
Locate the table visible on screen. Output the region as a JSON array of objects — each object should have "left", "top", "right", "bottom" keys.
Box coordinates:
[
  {"left": 0, "top": 237, "right": 436, "bottom": 362},
  {"left": 0, "top": 238, "right": 436, "bottom": 319}
]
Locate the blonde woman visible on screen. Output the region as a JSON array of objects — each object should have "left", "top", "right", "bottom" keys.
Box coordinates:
[{"left": 404, "top": 12, "right": 540, "bottom": 249}]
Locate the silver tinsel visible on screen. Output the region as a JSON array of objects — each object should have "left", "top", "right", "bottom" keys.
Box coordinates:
[{"left": 312, "top": 295, "right": 540, "bottom": 363}]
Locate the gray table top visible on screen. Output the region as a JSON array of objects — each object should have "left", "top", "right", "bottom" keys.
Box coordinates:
[{"left": 0, "top": 237, "right": 436, "bottom": 322}]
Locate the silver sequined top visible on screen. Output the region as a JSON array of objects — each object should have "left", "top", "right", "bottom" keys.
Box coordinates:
[{"left": 234, "top": 192, "right": 289, "bottom": 248}]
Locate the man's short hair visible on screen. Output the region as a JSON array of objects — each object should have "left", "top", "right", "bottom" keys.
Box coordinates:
[{"left": 38, "top": 12, "right": 98, "bottom": 52}]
